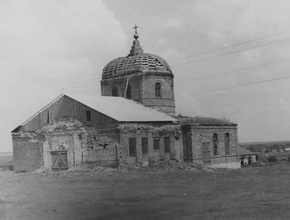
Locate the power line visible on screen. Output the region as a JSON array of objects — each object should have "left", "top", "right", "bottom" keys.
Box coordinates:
[
  {"left": 175, "top": 58, "right": 290, "bottom": 84},
  {"left": 171, "top": 37, "right": 290, "bottom": 68},
  {"left": 168, "top": 30, "right": 290, "bottom": 63},
  {"left": 188, "top": 74, "right": 290, "bottom": 96}
]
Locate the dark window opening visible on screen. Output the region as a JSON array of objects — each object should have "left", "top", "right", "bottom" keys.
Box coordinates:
[
  {"left": 112, "top": 87, "right": 118, "bottom": 96},
  {"left": 126, "top": 84, "right": 132, "bottom": 99},
  {"left": 129, "top": 138, "right": 137, "bottom": 157},
  {"left": 153, "top": 138, "right": 160, "bottom": 150},
  {"left": 142, "top": 137, "right": 148, "bottom": 155},
  {"left": 225, "top": 133, "right": 230, "bottom": 155},
  {"left": 213, "top": 133, "right": 218, "bottom": 156},
  {"left": 155, "top": 82, "right": 161, "bottom": 97},
  {"left": 86, "top": 111, "right": 91, "bottom": 121},
  {"left": 164, "top": 137, "right": 170, "bottom": 153}
]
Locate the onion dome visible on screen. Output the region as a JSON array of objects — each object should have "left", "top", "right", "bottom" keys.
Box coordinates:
[{"left": 102, "top": 25, "right": 172, "bottom": 80}]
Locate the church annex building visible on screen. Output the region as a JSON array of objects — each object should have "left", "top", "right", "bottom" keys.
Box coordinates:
[{"left": 11, "top": 27, "right": 239, "bottom": 172}]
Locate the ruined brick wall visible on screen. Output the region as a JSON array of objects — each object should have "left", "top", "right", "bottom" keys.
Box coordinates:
[
  {"left": 41, "top": 120, "right": 84, "bottom": 170},
  {"left": 42, "top": 122, "right": 120, "bottom": 168},
  {"left": 82, "top": 125, "right": 120, "bottom": 167},
  {"left": 12, "top": 135, "right": 44, "bottom": 172},
  {"left": 119, "top": 124, "right": 182, "bottom": 166},
  {"left": 190, "top": 125, "right": 239, "bottom": 164}
]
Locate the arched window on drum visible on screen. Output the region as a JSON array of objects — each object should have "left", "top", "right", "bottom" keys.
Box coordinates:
[
  {"left": 155, "top": 82, "right": 162, "bottom": 97},
  {"left": 112, "top": 87, "right": 118, "bottom": 96}
]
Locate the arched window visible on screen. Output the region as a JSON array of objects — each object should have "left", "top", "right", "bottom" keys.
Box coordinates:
[
  {"left": 112, "top": 87, "right": 118, "bottom": 96},
  {"left": 126, "top": 84, "right": 132, "bottom": 99},
  {"left": 225, "top": 133, "right": 230, "bottom": 155},
  {"left": 213, "top": 133, "right": 218, "bottom": 156},
  {"left": 155, "top": 82, "right": 161, "bottom": 97}
]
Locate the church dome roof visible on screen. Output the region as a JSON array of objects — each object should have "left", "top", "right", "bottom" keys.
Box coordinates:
[{"left": 102, "top": 26, "right": 172, "bottom": 80}]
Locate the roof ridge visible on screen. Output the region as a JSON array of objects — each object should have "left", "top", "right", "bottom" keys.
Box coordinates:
[{"left": 20, "top": 94, "right": 64, "bottom": 126}]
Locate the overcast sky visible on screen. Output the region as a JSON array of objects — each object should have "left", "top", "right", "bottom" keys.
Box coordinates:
[{"left": 1, "top": 0, "right": 290, "bottom": 152}]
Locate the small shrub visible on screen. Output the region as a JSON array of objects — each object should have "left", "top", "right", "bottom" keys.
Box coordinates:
[{"left": 268, "top": 156, "right": 278, "bottom": 162}]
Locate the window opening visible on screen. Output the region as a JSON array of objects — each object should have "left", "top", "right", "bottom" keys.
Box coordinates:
[
  {"left": 126, "top": 84, "right": 132, "bottom": 99},
  {"left": 213, "top": 133, "right": 218, "bottom": 156},
  {"left": 225, "top": 133, "right": 230, "bottom": 155},
  {"left": 164, "top": 137, "right": 170, "bottom": 153},
  {"left": 86, "top": 111, "right": 91, "bottom": 121},
  {"left": 129, "top": 138, "right": 137, "bottom": 157},
  {"left": 112, "top": 87, "right": 118, "bottom": 96},
  {"left": 155, "top": 82, "right": 161, "bottom": 97},
  {"left": 153, "top": 138, "right": 160, "bottom": 150}
]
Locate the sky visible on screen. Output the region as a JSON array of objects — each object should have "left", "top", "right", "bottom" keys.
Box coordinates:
[{"left": 1, "top": 0, "right": 290, "bottom": 152}]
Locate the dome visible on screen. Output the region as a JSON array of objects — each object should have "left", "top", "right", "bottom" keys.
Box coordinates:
[
  {"left": 102, "top": 53, "right": 172, "bottom": 79},
  {"left": 102, "top": 26, "right": 172, "bottom": 79}
]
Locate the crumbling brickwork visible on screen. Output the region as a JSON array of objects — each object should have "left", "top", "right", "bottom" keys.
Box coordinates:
[
  {"left": 118, "top": 124, "right": 182, "bottom": 166},
  {"left": 12, "top": 135, "right": 44, "bottom": 172},
  {"left": 83, "top": 126, "right": 120, "bottom": 167}
]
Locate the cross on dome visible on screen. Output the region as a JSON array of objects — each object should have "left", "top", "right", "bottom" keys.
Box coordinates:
[
  {"left": 133, "top": 24, "right": 139, "bottom": 40},
  {"left": 133, "top": 24, "right": 138, "bottom": 35}
]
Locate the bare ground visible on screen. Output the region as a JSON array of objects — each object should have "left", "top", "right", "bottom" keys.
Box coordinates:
[{"left": 1, "top": 162, "right": 290, "bottom": 220}]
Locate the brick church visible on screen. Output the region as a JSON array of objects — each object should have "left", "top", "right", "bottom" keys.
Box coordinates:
[{"left": 11, "top": 27, "right": 239, "bottom": 172}]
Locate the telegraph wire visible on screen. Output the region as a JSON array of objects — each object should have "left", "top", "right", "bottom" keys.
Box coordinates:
[
  {"left": 168, "top": 29, "right": 290, "bottom": 63},
  {"left": 5, "top": 31, "right": 290, "bottom": 99},
  {"left": 188, "top": 74, "right": 290, "bottom": 96},
  {"left": 171, "top": 37, "right": 290, "bottom": 68},
  {"left": 175, "top": 58, "right": 290, "bottom": 84}
]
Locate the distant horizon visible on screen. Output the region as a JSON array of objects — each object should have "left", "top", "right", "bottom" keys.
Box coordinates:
[{"left": 2, "top": 140, "right": 290, "bottom": 154}]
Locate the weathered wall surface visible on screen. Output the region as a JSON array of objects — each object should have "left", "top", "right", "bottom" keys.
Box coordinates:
[
  {"left": 12, "top": 135, "right": 44, "bottom": 172},
  {"left": 190, "top": 125, "right": 239, "bottom": 164},
  {"left": 101, "top": 74, "right": 143, "bottom": 102},
  {"left": 13, "top": 120, "right": 121, "bottom": 172},
  {"left": 101, "top": 73, "right": 175, "bottom": 116},
  {"left": 141, "top": 74, "right": 175, "bottom": 115},
  {"left": 83, "top": 126, "right": 119, "bottom": 167},
  {"left": 119, "top": 124, "right": 182, "bottom": 166}
]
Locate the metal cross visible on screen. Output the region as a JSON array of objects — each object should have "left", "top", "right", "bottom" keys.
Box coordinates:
[{"left": 133, "top": 24, "right": 138, "bottom": 34}]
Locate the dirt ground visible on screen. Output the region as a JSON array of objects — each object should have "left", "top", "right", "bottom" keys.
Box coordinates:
[{"left": 1, "top": 163, "right": 290, "bottom": 220}]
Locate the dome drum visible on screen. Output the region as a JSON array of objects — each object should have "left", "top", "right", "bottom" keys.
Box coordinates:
[{"left": 100, "top": 27, "right": 176, "bottom": 116}]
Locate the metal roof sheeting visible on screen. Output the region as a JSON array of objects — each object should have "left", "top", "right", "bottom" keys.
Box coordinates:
[{"left": 65, "top": 94, "right": 178, "bottom": 123}]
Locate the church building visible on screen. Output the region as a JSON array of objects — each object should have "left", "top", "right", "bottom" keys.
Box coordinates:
[{"left": 11, "top": 26, "right": 239, "bottom": 172}]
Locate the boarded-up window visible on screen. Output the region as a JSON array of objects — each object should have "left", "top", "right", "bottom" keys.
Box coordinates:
[
  {"left": 155, "top": 82, "right": 161, "bottom": 97},
  {"left": 213, "top": 133, "right": 218, "bottom": 156},
  {"left": 153, "top": 138, "right": 160, "bottom": 150},
  {"left": 142, "top": 137, "right": 148, "bottom": 155},
  {"left": 86, "top": 111, "right": 91, "bottom": 121},
  {"left": 164, "top": 137, "right": 170, "bottom": 153},
  {"left": 129, "top": 138, "right": 137, "bottom": 157},
  {"left": 225, "top": 133, "right": 230, "bottom": 155}
]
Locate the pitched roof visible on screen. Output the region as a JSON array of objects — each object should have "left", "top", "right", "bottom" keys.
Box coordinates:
[{"left": 68, "top": 94, "right": 177, "bottom": 122}]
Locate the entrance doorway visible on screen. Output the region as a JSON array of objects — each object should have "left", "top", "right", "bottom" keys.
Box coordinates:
[{"left": 51, "top": 150, "right": 68, "bottom": 170}]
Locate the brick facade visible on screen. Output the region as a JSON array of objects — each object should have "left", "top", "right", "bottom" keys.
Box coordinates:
[
  {"left": 182, "top": 125, "right": 239, "bottom": 164},
  {"left": 12, "top": 135, "right": 44, "bottom": 172},
  {"left": 101, "top": 73, "right": 175, "bottom": 115}
]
